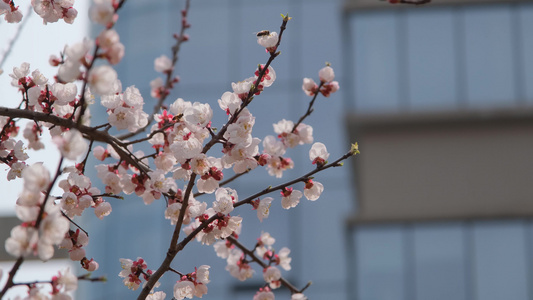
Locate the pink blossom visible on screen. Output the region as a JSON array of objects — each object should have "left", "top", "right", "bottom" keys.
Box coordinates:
[
  {"left": 304, "top": 179, "right": 324, "bottom": 201},
  {"left": 22, "top": 163, "right": 50, "bottom": 193},
  {"left": 309, "top": 142, "right": 329, "bottom": 166},
  {"left": 154, "top": 55, "right": 173, "bottom": 73},
  {"left": 263, "top": 266, "right": 281, "bottom": 284},
  {"left": 302, "top": 77, "right": 318, "bottom": 96},
  {"left": 257, "top": 197, "right": 273, "bottom": 222},
  {"left": 257, "top": 31, "right": 278, "bottom": 51},
  {"left": 54, "top": 130, "right": 88, "bottom": 161},
  {"left": 94, "top": 201, "right": 112, "bottom": 219},
  {"left": 318, "top": 65, "right": 335, "bottom": 83},
  {"left": 88, "top": 65, "right": 118, "bottom": 95},
  {"left": 90, "top": 0, "right": 114, "bottom": 25},
  {"left": 280, "top": 188, "right": 302, "bottom": 209}
]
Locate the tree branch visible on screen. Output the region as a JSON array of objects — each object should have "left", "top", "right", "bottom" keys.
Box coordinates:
[{"left": 0, "top": 106, "right": 150, "bottom": 174}]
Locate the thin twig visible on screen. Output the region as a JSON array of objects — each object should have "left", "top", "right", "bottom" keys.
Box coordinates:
[
  {"left": 234, "top": 150, "right": 354, "bottom": 208},
  {"left": 0, "top": 5, "right": 32, "bottom": 70},
  {"left": 227, "top": 236, "right": 304, "bottom": 294},
  {"left": 118, "top": 0, "right": 191, "bottom": 140},
  {"left": 291, "top": 81, "right": 324, "bottom": 133}
]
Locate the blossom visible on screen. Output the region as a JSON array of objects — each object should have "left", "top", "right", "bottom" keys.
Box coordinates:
[
  {"left": 226, "top": 249, "right": 254, "bottom": 281},
  {"left": 257, "top": 31, "right": 278, "bottom": 51},
  {"left": 7, "top": 161, "right": 26, "bottom": 181},
  {"left": 173, "top": 280, "right": 195, "bottom": 299},
  {"left": 5, "top": 225, "right": 37, "bottom": 258},
  {"left": 32, "top": 69, "right": 48, "bottom": 86},
  {"left": 213, "top": 188, "right": 237, "bottom": 215},
  {"left": 291, "top": 293, "right": 308, "bottom": 300},
  {"left": 277, "top": 247, "right": 292, "bottom": 271},
  {"left": 93, "top": 145, "right": 109, "bottom": 161},
  {"left": 218, "top": 91, "right": 241, "bottom": 115},
  {"left": 90, "top": 0, "right": 115, "bottom": 25},
  {"left": 255, "top": 65, "right": 276, "bottom": 87},
  {"left": 0, "top": 2, "right": 23, "bottom": 23},
  {"left": 254, "top": 287, "right": 275, "bottom": 300},
  {"left": 196, "top": 265, "right": 210, "bottom": 284},
  {"left": 94, "top": 201, "right": 112, "bottom": 219},
  {"left": 231, "top": 77, "right": 254, "bottom": 98},
  {"left": 10, "top": 62, "right": 30, "bottom": 81},
  {"left": 183, "top": 102, "right": 213, "bottom": 128},
  {"left": 22, "top": 163, "right": 50, "bottom": 193},
  {"left": 88, "top": 65, "right": 118, "bottom": 95},
  {"left": 256, "top": 197, "right": 273, "bottom": 222},
  {"left": 51, "top": 82, "right": 78, "bottom": 105},
  {"left": 213, "top": 240, "right": 233, "bottom": 259},
  {"left": 303, "top": 179, "right": 324, "bottom": 201},
  {"left": 302, "top": 78, "right": 318, "bottom": 96},
  {"left": 32, "top": 0, "right": 78, "bottom": 24},
  {"left": 146, "top": 291, "right": 166, "bottom": 300},
  {"left": 319, "top": 81, "right": 339, "bottom": 97},
  {"left": 154, "top": 55, "right": 173, "bottom": 73},
  {"left": 280, "top": 188, "right": 302, "bottom": 209},
  {"left": 54, "top": 268, "right": 78, "bottom": 294},
  {"left": 54, "top": 130, "right": 88, "bottom": 160},
  {"left": 318, "top": 65, "right": 335, "bottom": 82},
  {"left": 98, "top": 29, "right": 120, "bottom": 49},
  {"left": 309, "top": 142, "right": 329, "bottom": 166},
  {"left": 263, "top": 266, "right": 281, "bottom": 284}
]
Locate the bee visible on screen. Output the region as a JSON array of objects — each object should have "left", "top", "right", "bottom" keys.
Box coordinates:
[{"left": 256, "top": 30, "right": 270, "bottom": 37}]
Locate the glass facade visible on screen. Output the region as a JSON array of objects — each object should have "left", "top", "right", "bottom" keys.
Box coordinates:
[{"left": 344, "top": 2, "right": 533, "bottom": 300}]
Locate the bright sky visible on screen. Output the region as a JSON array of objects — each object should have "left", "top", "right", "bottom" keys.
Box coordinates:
[{"left": 0, "top": 2, "right": 90, "bottom": 215}]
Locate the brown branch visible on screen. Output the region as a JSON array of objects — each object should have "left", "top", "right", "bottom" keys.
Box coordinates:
[
  {"left": 400, "top": 0, "right": 431, "bottom": 4},
  {"left": 193, "top": 169, "right": 251, "bottom": 198},
  {"left": 234, "top": 151, "right": 355, "bottom": 208},
  {"left": 138, "top": 14, "right": 292, "bottom": 300},
  {"left": 291, "top": 81, "right": 324, "bottom": 133},
  {"left": 0, "top": 106, "right": 150, "bottom": 174},
  {"left": 226, "top": 236, "right": 304, "bottom": 294},
  {"left": 0, "top": 257, "right": 24, "bottom": 297},
  {"left": 118, "top": 0, "right": 191, "bottom": 141}
]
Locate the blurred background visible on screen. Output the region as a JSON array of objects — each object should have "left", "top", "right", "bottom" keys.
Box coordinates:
[{"left": 3, "top": 0, "right": 533, "bottom": 299}]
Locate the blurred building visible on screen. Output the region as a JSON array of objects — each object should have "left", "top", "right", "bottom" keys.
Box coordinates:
[{"left": 342, "top": 0, "right": 533, "bottom": 300}]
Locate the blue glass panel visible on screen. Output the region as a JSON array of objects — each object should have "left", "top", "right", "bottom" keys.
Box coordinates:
[
  {"left": 356, "top": 226, "right": 406, "bottom": 300},
  {"left": 463, "top": 5, "right": 515, "bottom": 107},
  {"left": 413, "top": 223, "right": 466, "bottom": 300},
  {"left": 519, "top": 4, "right": 533, "bottom": 103},
  {"left": 176, "top": 5, "right": 232, "bottom": 86},
  {"left": 352, "top": 12, "right": 401, "bottom": 112},
  {"left": 300, "top": 188, "right": 353, "bottom": 284},
  {"left": 299, "top": 2, "right": 344, "bottom": 80},
  {"left": 405, "top": 8, "right": 457, "bottom": 110},
  {"left": 473, "top": 221, "right": 528, "bottom": 300}
]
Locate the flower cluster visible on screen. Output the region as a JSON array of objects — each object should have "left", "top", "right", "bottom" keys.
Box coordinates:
[
  {"left": 5, "top": 163, "right": 69, "bottom": 261},
  {"left": 1, "top": 0, "right": 78, "bottom": 24},
  {"left": 119, "top": 257, "right": 156, "bottom": 291},
  {"left": 173, "top": 265, "right": 210, "bottom": 300},
  {"left": 302, "top": 64, "right": 340, "bottom": 97}
]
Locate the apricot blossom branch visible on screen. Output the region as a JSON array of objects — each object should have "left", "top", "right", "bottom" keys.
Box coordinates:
[
  {"left": 234, "top": 149, "right": 356, "bottom": 208},
  {"left": 118, "top": 0, "right": 191, "bottom": 140},
  {"left": 0, "top": 106, "right": 150, "bottom": 174},
  {"left": 226, "top": 235, "right": 303, "bottom": 294}
]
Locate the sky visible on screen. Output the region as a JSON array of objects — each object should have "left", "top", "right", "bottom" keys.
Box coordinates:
[{"left": 0, "top": 1, "right": 89, "bottom": 215}]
